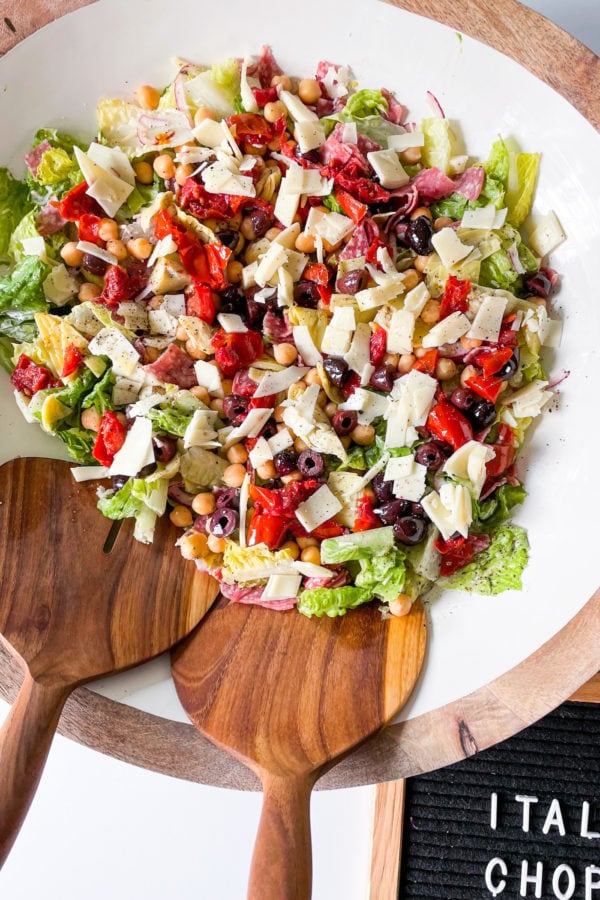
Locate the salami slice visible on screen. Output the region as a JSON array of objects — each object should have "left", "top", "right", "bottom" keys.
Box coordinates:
[
  {"left": 36, "top": 202, "right": 67, "bottom": 236},
  {"left": 256, "top": 45, "right": 283, "bottom": 89},
  {"left": 412, "top": 166, "right": 457, "bottom": 200},
  {"left": 381, "top": 88, "right": 407, "bottom": 125},
  {"left": 263, "top": 309, "right": 293, "bottom": 342},
  {"left": 24, "top": 140, "right": 52, "bottom": 177},
  {"left": 320, "top": 130, "right": 370, "bottom": 175},
  {"left": 220, "top": 581, "right": 297, "bottom": 610},
  {"left": 454, "top": 166, "right": 485, "bottom": 200},
  {"left": 144, "top": 343, "right": 197, "bottom": 389},
  {"left": 339, "top": 216, "right": 380, "bottom": 260}
]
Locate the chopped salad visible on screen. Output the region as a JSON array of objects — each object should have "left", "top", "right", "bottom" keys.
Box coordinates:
[{"left": 0, "top": 47, "right": 566, "bottom": 617}]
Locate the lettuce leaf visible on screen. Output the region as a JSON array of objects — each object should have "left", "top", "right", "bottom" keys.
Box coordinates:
[
  {"left": 97, "top": 477, "right": 169, "bottom": 543},
  {"left": 117, "top": 182, "right": 159, "bottom": 219},
  {"left": 484, "top": 138, "right": 510, "bottom": 183},
  {"left": 421, "top": 117, "right": 456, "bottom": 174},
  {"left": 80, "top": 368, "right": 116, "bottom": 415},
  {"left": 0, "top": 336, "right": 14, "bottom": 373},
  {"left": 147, "top": 403, "right": 195, "bottom": 437},
  {"left": 473, "top": 483, "right": 527, "bottom": 533},
  {"left": 320, "top": 526, "right": 395, "bottom": 563},
  {"left": 354, "top": 549, "right": 407, "bottom": 604},
  {"left": 35, "top": 148, "right": 79, "bottom": 187},
  {"left": 211, "top": 58, "right": 241, "bottom": 103},
  {"left": 55, "top": 426, "right": 95, "bottom": 464},
  {"left": 0, "top": 256, "right": 51, "bottom": 348},
  {"left": 297, "top": 585, "right": 373, "bottom": 618},
  {"left": 506, "top": 151, "right": 539, "bottom": 228},
  {"left": 440, "top": 524, "right": 529, "bottom": 594},
  {"left": 0, "top": 168, "right": 32, "bottom": 263}
]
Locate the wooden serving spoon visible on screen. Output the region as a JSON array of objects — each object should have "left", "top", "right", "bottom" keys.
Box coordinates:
[
  {"left": 0, "top": 456, "right": 219, "bottom": 867},
  {"left": 172, "top": 598, "right": 426, "bottom": 899}
]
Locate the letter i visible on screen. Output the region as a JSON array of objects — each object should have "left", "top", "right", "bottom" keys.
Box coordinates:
[{"left": 490, "top": 792, "right": 498, "bottom": 830}]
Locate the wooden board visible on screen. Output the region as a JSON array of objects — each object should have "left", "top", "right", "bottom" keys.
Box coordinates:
[{"left": 0, "top": 0, "right": 599, "bottom": 789}]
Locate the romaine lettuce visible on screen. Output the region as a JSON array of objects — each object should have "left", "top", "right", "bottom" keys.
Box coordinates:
[
  {"left": 354, "top": 549, "right": 407, "bottom": 604},
  {"left": 421, "top": 118, "right": 456, "bottom": 174},
  {"left": 55, "top": 426, "right": 95, "bottom": 464},
  {"left": 0, "top": 255, "right": 51, "bottom": 313},
  {"left": 473, "top": 483, "right": 527, "bottom": 533},
  {"left": 440, "top": 523, "right": 529, "bottom": 594},
  {"left": 297, "top": 585, "right": 373, "bottom": 618},
  {"left": 320, "top": 526, "right": 395, "bottom": 563},
  {"left": 0, "top": 168, "right": 32, "bottom": 263},
  {"left": 35, "top": 148, "right": 79, "bottom": 187}
]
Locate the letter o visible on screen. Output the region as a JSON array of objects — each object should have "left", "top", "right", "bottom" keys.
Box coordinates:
[{"left": 553, "top": 864, "right": 576, "bottom": 900}]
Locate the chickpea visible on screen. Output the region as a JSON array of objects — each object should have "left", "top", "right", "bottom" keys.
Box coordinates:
[
  {"left": 273, "top": 342, "right": 298, "bottom": 366},
  {"left": 126, "top": 238, "right": 153, "bottom": 260},
  {"left": 240, "top": 216, "right": 257, "bottom": 241},
  {"left": 389, "top": 594, "right": 412, "bottom": 617},
  {"left": 207, "top": 534, "right": 227, "bottom": 554},
  {"left": 221, "top": 378, "right": 233, "bottom": 395},
  {"left": 145, "top": 346, "right": 161, "bottom": 363},
  {"left": 383, "top": 352, "right": 400, "bottom": 368},
  {"left": 351, "top": 424, "right": 375, "bottom": 446},
  {"left": 298, "top": 79, "right": 321, "bottom": 105},
  {"left": 105, "top": 239, "right": 129, "bottom": 262},
  {"left": 295, "top": 232, "right": 315, "bottom": 254},
  {"left": 398, "top": 353, "right": 416, "bottom": 374},
  {"left": 226, "top": 260, "right": 243, "bottom": 284},
  {"left": 170, "top": 505, "right": 193, "bottom": 528},
  {"left": 402, "top": 268, "right": 420, "bottom": 291},
  {"left": 222, "top": 463, "right": 247, "bottom": 488},
  {"left": 294, "top": 437, "right": 309, "bottom": 453},
  {"left": 400, "top": 147, "right": 422, "bottom": 165},
  {"left": 301, "top": 546, "right": 322, "bottom": 566},
  {"left": 256, "top": 460, "right": 277, "bottom": 480},
  {"left": 136, "top": 84, "right": 160, "bottom": 110},
  {"left": 413, "top": 346, "right": 428, "bottom": 359},
  {"left": 189, "top": 385, "right": 210, "bottom": 404},
  {"left": 280, "top": 471, "right": 301, "bottom": 485},
  {"left": 178, "top": 532, "right": 209, "bottom": 560},
  {"left": 61, "top": 241, "right": 84, "bottom": 268},
  {"left": 414, "top": 254, "right": 432, "bottom": 273},
  {"left": 435, "top": 358, "right": 458, "bottom": 381},
  {"left": 297, "top": 536, "right": 318, "bottom": 550},
  {"left": 410, "top": 206, "right": 433, "bottom": 222},
  {"left": 460, "top": 364, "right": 479, "bottom": 387},
  {"left": 210, "top": 397, "right": 224, "bottom": 415},
  {"left": 274, "top": 405, "right": 286, "bottom": 423},
  {"left": 191, "top": 492, "right": 216, "bottom": 516},
  {"left": 194, "top": 106, "right": 216, "bottom": 127},
  {"left": 421, "top": 298, "right": 441, "bottom": 324},
  {"left": 80, "top": 407, "right": 102, "bottom": 432},
  {"left": 263, "top": 100, "right": 287, "bottom": 123},
  {"left": 324, "top": 401, "right": 338, "bottom": 419},
  {"left": 271, "top": 74, "right": 293, "bottom": 92},
  {"left": 304, "top": 368, "right": 322, "bottom": 387},
  {"left": 265, "top": 226, "right": 283, "bottom": 242},
  {"left": 175, "top": 163, "right": 195, "bottom": 186},
  {"left": 153, "top": 153, "right": 176, "bottom": 180},
  {"left": 227, "top": 443, "right": 249, "bottom": 465},
  {"left": 434, "top": 216, "right": 454, "bottom": 232},
  {"left": 460, "top": 335, "right": 483, "bottom": 350},
  {"left": 281, "top": 541, "right": 300, "bottom": 561},
  {"left": 78, "top": 282, "right": 102, "bottom": 302},
  {"left": 133, "top": 160, "right": 154, "bottom": 185},
  {"left": 96, "top": 218, "right": 118, "bottom": 242}
]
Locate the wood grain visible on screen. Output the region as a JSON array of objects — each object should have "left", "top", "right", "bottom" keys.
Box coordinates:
[
  {"left": 369, "top": 779, "right": 406, "bottom": 900},
  {"left": 0, "top": 0, "right": 598, "bottom": 792},
  {"left": 172, "top": 601, "right": 427, "bottom": 898},
  {"left": 0, "top": 457, "right": 218, "bottom": 865}
]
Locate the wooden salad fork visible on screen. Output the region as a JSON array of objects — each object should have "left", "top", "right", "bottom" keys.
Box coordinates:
[
  {"left": 172, "top": 598, "right": 427, "bottom": 899},
  {"left": 0, "top": 456, "right": 219, "bottom": 867}
]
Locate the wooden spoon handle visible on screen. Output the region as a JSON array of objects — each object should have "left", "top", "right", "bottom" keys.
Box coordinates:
[
  {"left": 247, "top": 773, "right": 315, "bottom": 900},
  {"left": 0, "top": 670, "right": 70, "bottom": 867}
]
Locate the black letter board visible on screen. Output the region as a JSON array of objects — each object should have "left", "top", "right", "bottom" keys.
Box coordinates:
[{"left": 399, "top": 702, "right": 600, "bottom": 899}]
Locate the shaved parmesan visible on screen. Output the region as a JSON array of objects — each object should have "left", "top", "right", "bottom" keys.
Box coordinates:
[
  {"left": 422, "top": 311, "right": 471, "bottom": 348},
  {"left": 295, "top": 120, "right": 326, "bottom": 154},
  {"left": 355, "top": 280, "right": 405, "bottom": 312},
  {"left": 387, "top": 131, "right": 425, "bottom": 151},
  {"left": 367, "top": 149, "right": 410, "bottom": 189},
  {"left": 183, "top": 409, "right": 219, "bottom": 449},
  {"left": 528, "top": 210, "right": 566, "bottom": 257},
  {"left": 320, "top": 324, "right": 352, "bottom": 355},
  {"left": 274, "top": 190, "right": 301, "bottom": 228},
  {"left": 253, "top": 365, "right": 308, "bottom": 398},
  {"left": 293, "top": 325, "right": 323, "bottom": 366},
  {"left": 280, "top": 90, "right": 319, "bottom": 123},
  {"left": 268, "top": 428, "right": 294, "bottom": 454},
  {"left": 87, "top": 141, "right": 135, "bottom": 185},
  {"left": 344, "top": 322, "right": 374, "bottom": 384},
  {"left": 466, "top": 295, "right": 507, "bottom": 342},
  {"left": 194, "top": 359, "right": 222, "bottom": 395},
  {"left": 431, "top": 227, "right": 474, "bottom": 269},
  {"left": 387, "top": 308, "right": 415, "bottom": 354},
  {"left": 249, "top": 436, "right": 274, "bottom": 467},
  {"left": 295, "top": 485, "right": 343, "bottom": 533},
  {"left": 71, "top": 466, "right": 110, "bottom": 482},
  {"left": 330, "top": 306, "right": 356, "bottom": 331},
  {"left": 262, "top": 574, "right": 302, "bottom": 601},
  {"left": 217, "top": 313, "right": 248, "bottom": 333},
  {"left": 74, "top": 147, "right": 133, "bottom": 217},
  {"left": 238, "top": 473, "right": 250, "bottom": 548},
  {"left": 505, "top": 380, "right": 552, "bottom": 418},
  {"left": 403, "top": 281, "right": 430, "bottom": 316},
  {"left": 76, "top": 241, "right": 119, "bottom": 266},
  {"left": 339, "top": 388, "right": 388, "bottom": 425},
  {"left": 421, "top": 483, "right": 472, "bottom": 541},
  {"left": 255, "top": 242, "right": 288, "bottom": 287},
  {"left": 88, "top": 327, "right": 139, "bottom": 376},
  {"left": 240, "top": 58, "right": 259, "bottom": 113},
  {"left": 109, "top": 416, "right": 154, "bottom": 477},
  {"left": 223, "top": 408, "right": 274, "bottom": 448},
  {"left": 443, "top": 440, "right": 496, "bottom": 498}
]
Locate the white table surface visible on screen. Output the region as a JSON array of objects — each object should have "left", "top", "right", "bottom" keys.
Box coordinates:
[{"left": 1, "top": 3, "right": 598, "bottom": 898}]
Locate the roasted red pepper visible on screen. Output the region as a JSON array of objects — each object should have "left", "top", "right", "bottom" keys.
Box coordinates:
[
  {"left": 186, "top": 283, "right": 218, "bottom": 325},
  {"left": 92, "top": 411, "right": 126, "bottom": 467},
  {"left": 78, "top": 213, "right": 103, "bottom": 245},
  {"left": 333, "top": 172, "right": 390, "bottom": 205},
  {"left": 204, "top": 242, "right": 232, "bottom": 290},
  {"left": 412, "top": 348, "right": 439, "bottom": 376},
  {"left": 365, "top": 236, "right": 390, "bottom": 266},
  {"left": 369, "top": 326, "right": 387, "bottom": 366},
  {"left": 211, "top": 329, "right": 263, "bottom": 378},
  {"left": 334, "top": 189, "right": 367, "bottom": 225},
  {"left": 474, "top": 346, "right": 513, "bottom": 377},
  {"left": 249, "top": 481, "right": 320, "bottom": 518},
  {"left": 303, "top": 263, "right": 330, "bottom": 286},
  {"left": 155, "top": 209, "right": 230, "bottom": 291},
  {"left": 251, "top": 87, "right": 279, "bottom": 107},
  {"left": 247, "top": 511, "right": 289, "bottom": 549},
  {"left": 227, "top": 113, "right": 273, "bottom": 144},
  {"left": 342, "top": 371, "right": 361, "bottom": 399},
  {"left": 179, "top": 179, "right": 249, "bottom": 221},
  {"left": 100, "top": 265, "right": 137, "bottom": 307},
  {"left": 57, "top": 181, "right": 103, "bottom": 221},
  {"left": 497, "top": 315, "right": 519, "bottom": 347},
  {"left": 61, "top": 344, "right": 84, "bottom": 378},
  {"left": 465, "top": 373, "right": 503, "bottom": 404},
  {"left": 426, "top": 395, "right": 473, "bottom": 450},
  {"left": 354, "top": 494, "right": 382, "bottom": 532},
  {"left": 485, "top": 443, "right": 516, "bottom": 478},
  {"left": 10, "top": 354, "right": 60, "bottom": 397},
  {"left": 439, "top": 533, "right": 491, "bottom": 576},
  {"left": 439, "top": 275, "right": 471, "bottom": 320}
]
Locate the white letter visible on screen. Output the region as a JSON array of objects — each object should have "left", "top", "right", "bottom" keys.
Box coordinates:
[
  {"left": 581, "top": 802, "right": 600, "bottom": 839},
  {"left": 520, "top": 860, "right": 543, "bottom": 898},
  {"left": 485, "top": 858, "right": 507, "bottom": 897},
  {"left": 543, "top": 798, "right": 566, "bottom": 836},
  {"left": 586, "top": 865, "right": 600, "bottom": 899},
  {"left": 490, "top": 792, "right": 499, "bottom": 830},
  {"left": 552, "top": 864, "right": 576, "bottom": 900},
  {"left": 516, "top": 795, "right": 539, "bottom": 833}
]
